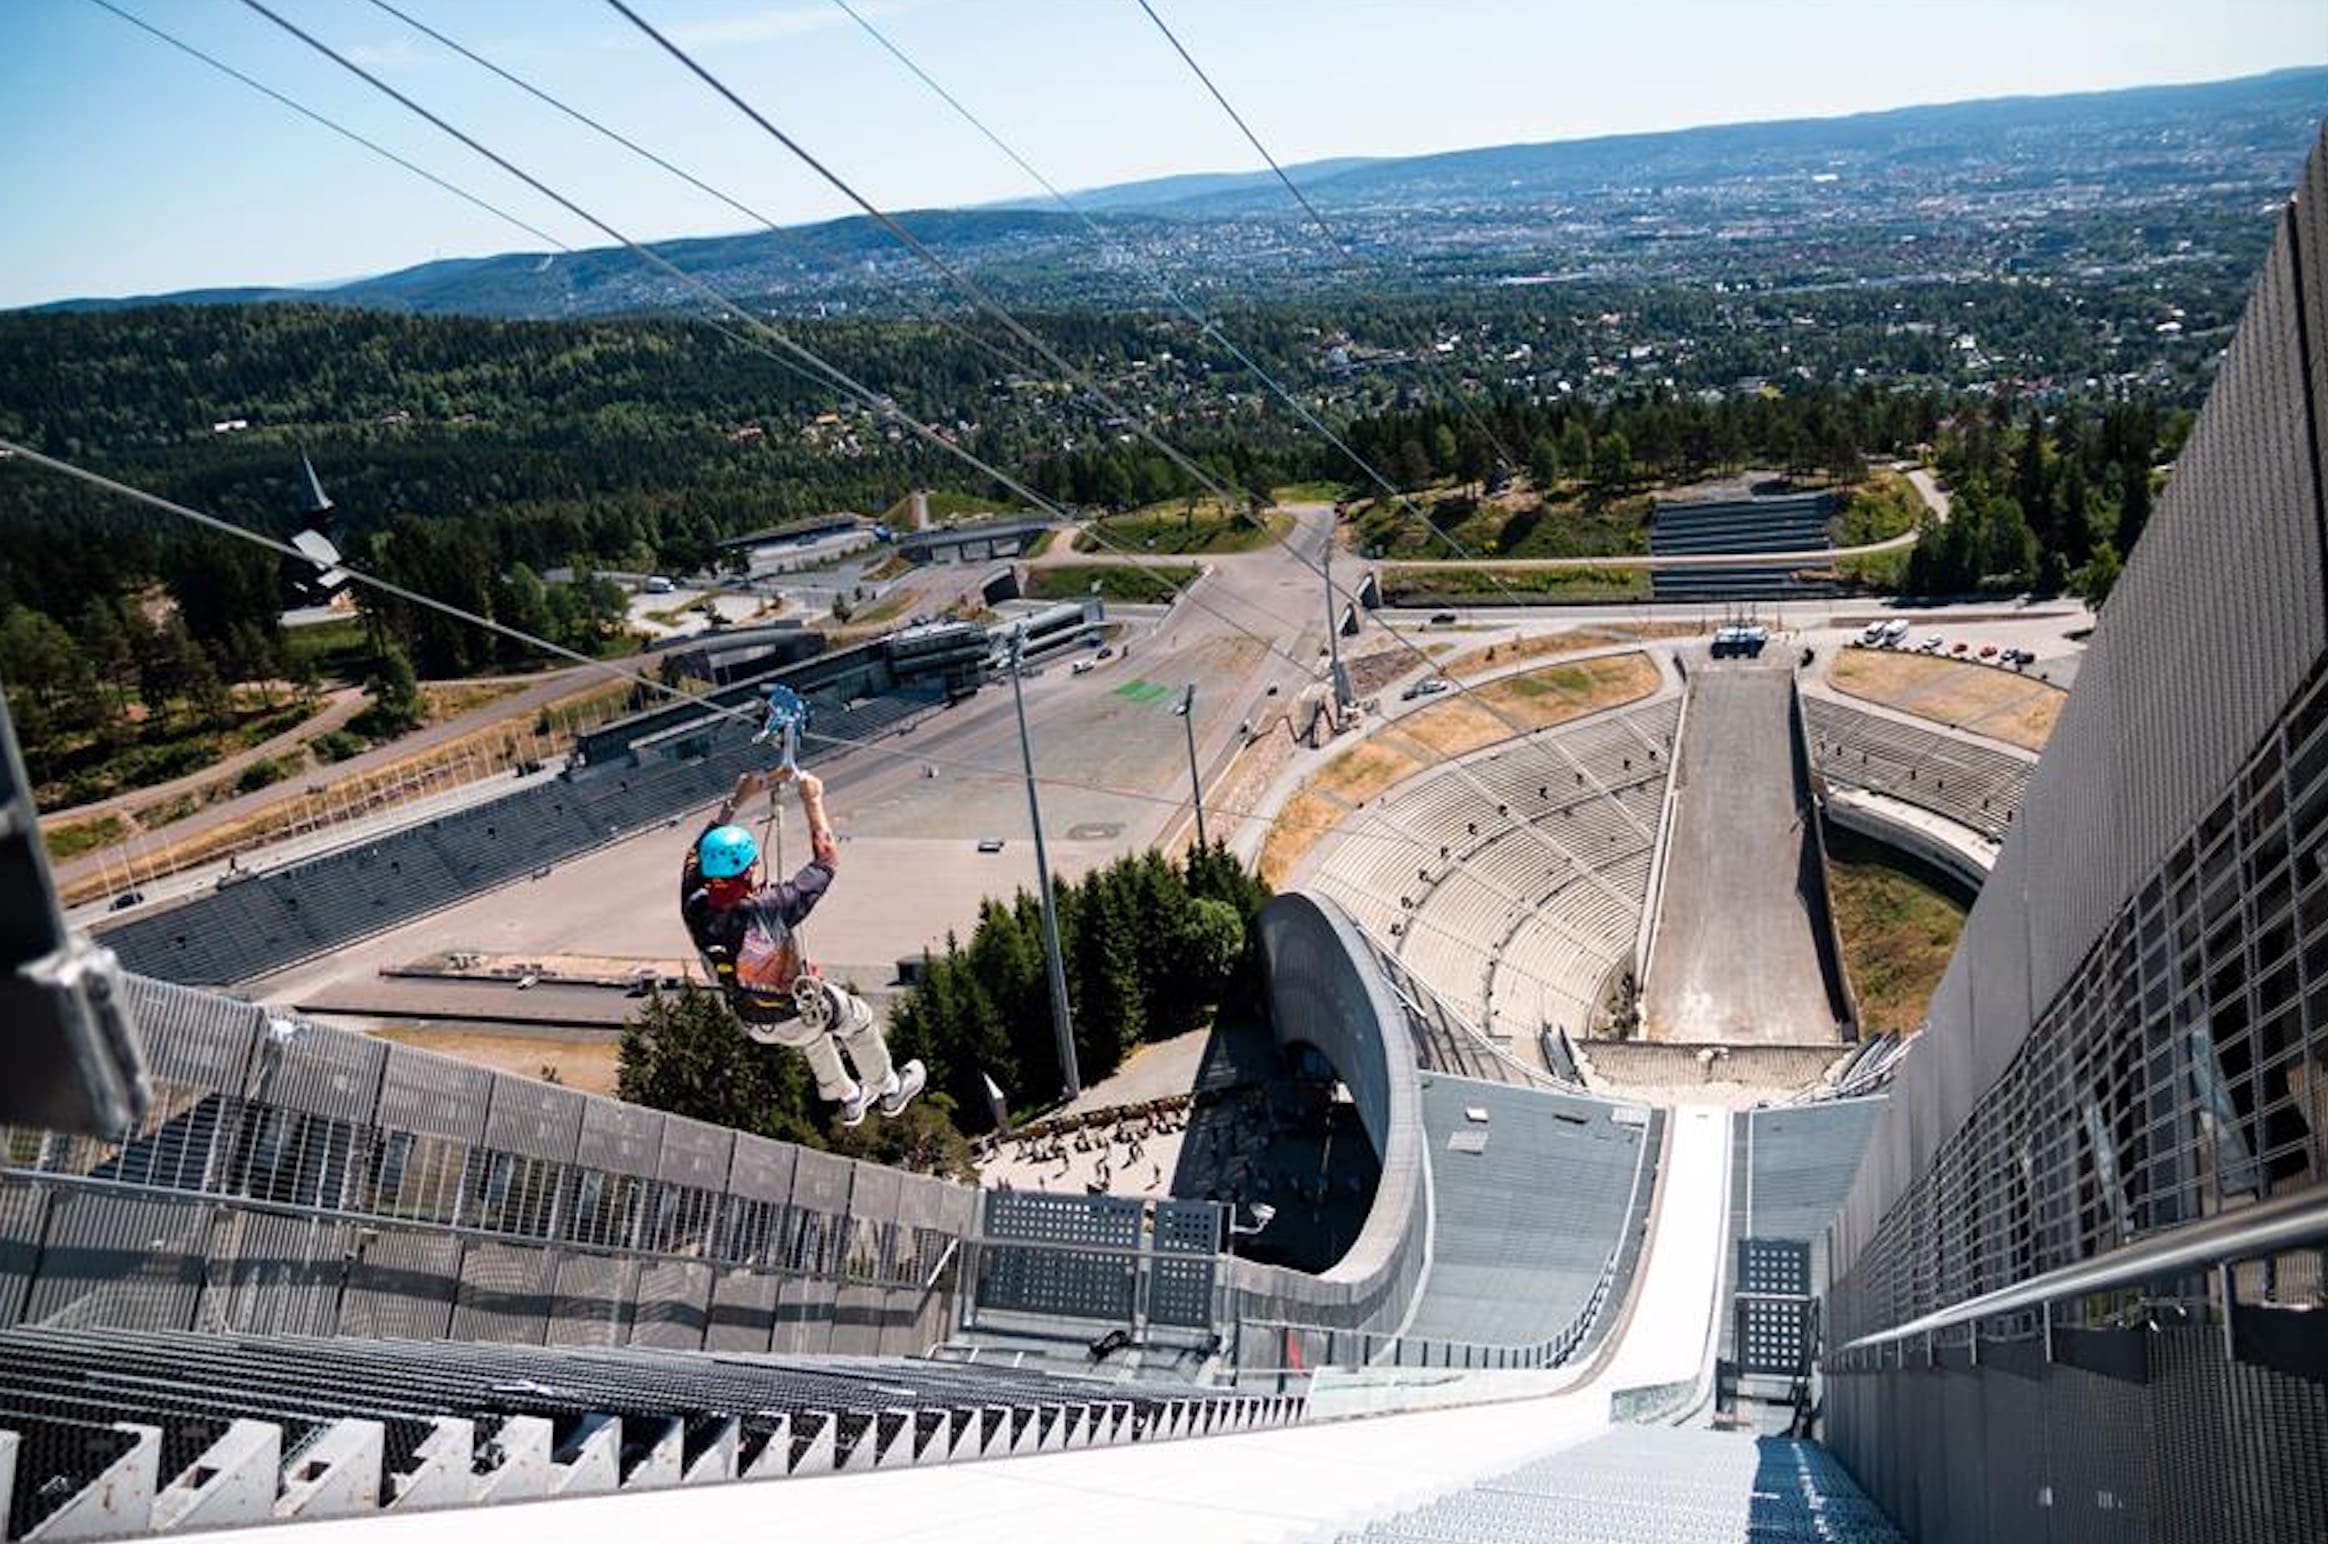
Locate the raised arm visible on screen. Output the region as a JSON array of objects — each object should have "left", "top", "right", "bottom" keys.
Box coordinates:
[{"left": 795, "top": 771, "right": 839, "bottom": 869}]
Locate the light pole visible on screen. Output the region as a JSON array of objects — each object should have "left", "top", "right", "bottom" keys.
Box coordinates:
[
  {"left": 1008, "top": 627, "right": 1081, "bottom": 1099},
  {"left": 1174, "top": 683, "right": 1207, "bottom": 851}
]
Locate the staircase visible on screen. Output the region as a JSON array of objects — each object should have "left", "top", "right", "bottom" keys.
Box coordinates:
[{"left": 1336, "top": 1425, "right": 1905, "bottom": 1543}]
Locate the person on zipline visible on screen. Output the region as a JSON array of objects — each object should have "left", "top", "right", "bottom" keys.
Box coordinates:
[{"left": 682, "top": 766, "right": 924, "bottom": 1126}]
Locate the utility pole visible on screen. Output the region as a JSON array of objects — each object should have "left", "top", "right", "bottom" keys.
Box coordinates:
[
  {"left": 1176, "top": 683, "right": 1207, "bottom": 850},
  {"left": 1008, "top": 627, "right": 1080, "bottom": 1099}
]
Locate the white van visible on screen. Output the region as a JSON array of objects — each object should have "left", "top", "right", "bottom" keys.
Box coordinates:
[{"left": 644, "top": 575, "right": 675, "bottom": 595}]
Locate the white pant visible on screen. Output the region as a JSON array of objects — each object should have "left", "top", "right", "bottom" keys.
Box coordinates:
[{"left": 746, "top": 984, "right": 893, "bottom": 1102}]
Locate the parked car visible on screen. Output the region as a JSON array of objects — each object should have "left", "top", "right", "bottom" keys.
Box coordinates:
[
  {"left": 1095, "top": 645, "right": 1115, "bottom": 660},
  {"left": 1429, "top": 611, "right": 1458, "bottom": 625},
  {"left": 1071, "top": 659, "right": 1096, "bottom": 675},
  {"left": 1402, "top": 676, "right": 1452, "bottom": 701},
  {"left": 108, "top": 890, "right": 145, "bottom": 912},
  {"left": 976, "top": 837, "right": 1006, "bottom": 853},
  {"left": 1951, "top": 641, "right": 1971, "bottom": 655},
  {"left": 1978, "top": 643, "right": 2000, "bottom": 659}
]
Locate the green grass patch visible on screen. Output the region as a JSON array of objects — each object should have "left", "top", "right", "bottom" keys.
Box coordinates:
[
  {"left": 883, "top": 489, "right": 1025, "bottom": 527},
  {"left": 1380, "top": 565, "right": 1651, "bottom": 606},
  {"left": 1271, "top": 480, "right": 1351, "bottom": 504},
  {"left": 1352, "top": 489, "right": 1652, "bottom": 561},
  {"left": 1833, "top": 471, "right": 1925, "bottom": 546},
  {"left": 42, "top": 814, "right": 125, "bottom": 863},
  {"left": 1823, "top": 824, "right": 1972, "bottom": 1034},
  {"left": 1025, "top": 564, "right": 1201, "bottom": 604},
  {"left": 1836, "top": 546, "right": 1910, "bottom": 590},
  {"left": 1090, "top": 500, "right": 1289, "bottom": 555},
  {"left": 284, "top": 616, "right": 374, "bottom": 682},
  {"left": 861, "top": 551, "right": 913, "bottom": 582}
]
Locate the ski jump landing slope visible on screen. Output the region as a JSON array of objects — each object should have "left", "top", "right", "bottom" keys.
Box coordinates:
[{"left": 1643, "top": 654, "right": 1849, "bottom": 1044}]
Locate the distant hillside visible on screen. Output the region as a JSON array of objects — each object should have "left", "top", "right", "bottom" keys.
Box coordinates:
[{"left": 22, "top": 66, "right": 2324, "bottom": 320}]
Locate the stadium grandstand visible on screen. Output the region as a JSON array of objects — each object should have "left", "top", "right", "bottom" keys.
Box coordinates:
[
  {"left": 1648, "top": 491, "right": 1853, "bottom": 605},
  {"left": 1301, "top": 697, "right": 1679, "bottom": 1052},
  {"left": 1804, "top": 696, "right": 2035, "bottom": 842}
]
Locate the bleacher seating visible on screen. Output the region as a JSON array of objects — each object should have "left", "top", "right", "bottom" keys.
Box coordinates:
[
  {"left": 1308, "top": 700, "right": 1678, "bottom": 1043},
  {"left": 1647, "top": 492, "right": 1854, "bottom": 604},
  {"left": 0, "top": 1326, "right": 1294, "bottom": 1539},
  {"left": 97, "top": 689, "right": 945, "bottom": 987},
  {"left": 1804, "top": 696, "right": 2034, "bottom": 841},
  {"left": 1403, "top": 1077, "right": 1653, "bottom": 1347}
]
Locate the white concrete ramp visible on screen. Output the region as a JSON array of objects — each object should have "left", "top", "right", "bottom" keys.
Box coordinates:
[{"left": 187, "top": 1115, "right": 1736, "bottom": 1544}]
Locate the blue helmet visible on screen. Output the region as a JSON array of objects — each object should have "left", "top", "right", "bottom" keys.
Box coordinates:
[{"left": 698, "top": 824, "right": 759, "bottom": 879}]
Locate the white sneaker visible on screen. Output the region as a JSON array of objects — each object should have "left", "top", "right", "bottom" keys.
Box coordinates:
[
  {"left": 837, "top": 1081, "right": 876, "bottom": 1128},
  {"left": 880, "top": 1060, "right": 927, "bottom": 1118}
]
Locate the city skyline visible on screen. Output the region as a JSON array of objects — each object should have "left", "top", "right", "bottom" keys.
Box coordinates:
[{"left": 2, "top": 0, "right": 2322, "bottom": 309}]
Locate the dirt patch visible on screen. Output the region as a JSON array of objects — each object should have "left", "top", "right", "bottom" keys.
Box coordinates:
[
  {"left": 1829, "top": 650, "right": 2065, "bottom": 752},
  {"left": 1259, "top": 786, "right": 1351, "bottom": 888},
  {"left": 1256, "top": 652, "right": 1660, "bottom": 884},
  {"left": 1441, "top": 622, "right": 1704, "bottom": 680},
  {"left": 373, "top": 1026, "right": 622, "bottom": 1096}
]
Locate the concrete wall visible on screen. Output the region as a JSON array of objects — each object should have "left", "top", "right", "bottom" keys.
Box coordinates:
[{"left": 1225, "top": 893, "right": 1429, "bottom": 1336}]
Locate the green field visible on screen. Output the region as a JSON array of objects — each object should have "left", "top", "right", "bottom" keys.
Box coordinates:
[
  {"left": 1271, "top": 480, "right": 1353, "bottom": 504},
  {"left": 883, "top": 489, "right": 1028, "bottom": 527},
  {"left": 1088, "top": 499, "right": 1290, "bottom": 555},
  {"left": 1351, "top": 487, "right": 1652, "bottom": 561},
  {"left": 1833, "top": 471, "right": 1926, "bottom": 546},
  {"left": 1823, "top": 825, "right": 1972, "bottom": 1033},
  {"left": 1379, "top": 565, "right": 1652, "bottom": 606},
  {"left": 1026, "top": 563, "right": 1202, "bottom": 604}
]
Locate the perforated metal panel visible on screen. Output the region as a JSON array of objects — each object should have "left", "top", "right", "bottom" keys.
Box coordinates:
[
  {"left": 629, "top": 1258, "right": 712, "bottom": 1348},
  {"left": 983, "top": 1190, "right": 1143, "bottom": 1248},
  {"left": 1737, "top": 1296, "right": 1812, "bottom": 1376},
  {"left": 1155, "top": 1199, "right": 1226, "bottom": 1255},
  {"left": 23, "top": 1189, "right": 209, "bottom": 1329},
  {"left": 0, "top": 1181, "right": 43, "bottom": 1331},
  {"left": 656, "top": 1115, "right": 733, "bottom": 1189},
  {"left": 547, "top": 1252, "right": 634, "bottom": 1346},
  {"left": 576, "top": 1099, "right": 662, "bottom": 1177},
  {"left": 481, "top": 1076, "right": 584, "bottom": 1162},
  {"left": 1739, "top": 1237, "right": 1811, "bottom": 1297},
  {"left": 123, "top": 976, "right": 259, "bottom": 1089},
  {"left": 338, "top": 1226, "right": 458, "bottom": 1339},
  {"left": 976, "top": 1240, "right": 1136, "bottom": 1322},
  {"left": 727, "top": 1131, "right": 797, "bottom": 1202},
  {"left": 452, "top": 1240, "right": 554, "bottom": 1344},
  {"left": 706, "top": 1269, "right": 777, "bottom": 1352},
  {"left": 376, "top": 1044, "right": 494, "bottom": 1142},
  {"left": 253, "top": 1020, "right": 384, "bottom": 1122},
  {"left": 1148, "top": 1255, "right": 1216, "bottom": 1328}
]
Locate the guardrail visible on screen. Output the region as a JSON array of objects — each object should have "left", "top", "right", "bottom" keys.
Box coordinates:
[{"left": 1834, "top": 1185, "right": 2328, "bottom": 1361}]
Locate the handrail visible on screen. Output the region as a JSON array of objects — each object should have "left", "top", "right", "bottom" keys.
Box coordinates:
[{"left": 1839, "top": 1185, "right": 2328, "bottom": 1351}]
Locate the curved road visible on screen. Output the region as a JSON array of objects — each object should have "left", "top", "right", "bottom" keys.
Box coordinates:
[{"left": 1035, "top": 471, "right": 1949, "bottom": 574}]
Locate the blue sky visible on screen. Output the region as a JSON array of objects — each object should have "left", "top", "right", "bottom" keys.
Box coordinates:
[{"left": 2, "top": 0, "right": 2321, "bottom": 308}]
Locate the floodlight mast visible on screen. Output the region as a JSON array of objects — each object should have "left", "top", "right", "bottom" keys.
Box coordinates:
[
  {"left": 1007, "top": 626, "right": 1080, "bottom": 1099},
  {"left": 1176, "top": 683, "right": 1208, "bottom": 850}
]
